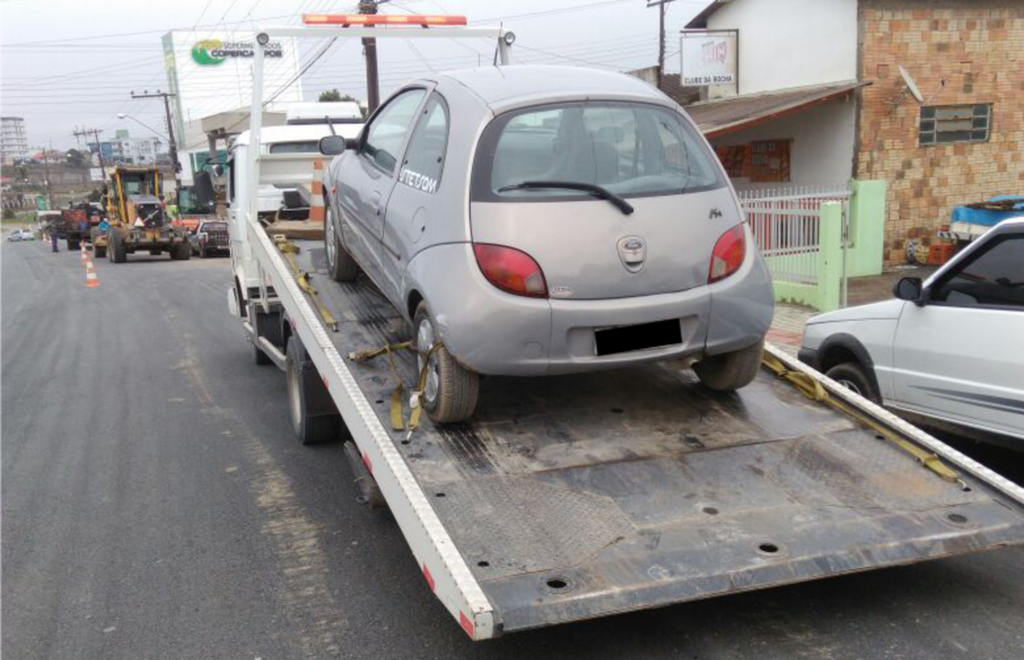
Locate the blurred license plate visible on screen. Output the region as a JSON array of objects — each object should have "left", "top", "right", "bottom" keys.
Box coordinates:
[{"left": 595, "top": 319, "right": 682, "bottom": 356}]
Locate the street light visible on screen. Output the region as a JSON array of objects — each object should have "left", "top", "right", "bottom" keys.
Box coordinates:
[{"left": 116, "top": 113, "right": 167, "bottom": 141}]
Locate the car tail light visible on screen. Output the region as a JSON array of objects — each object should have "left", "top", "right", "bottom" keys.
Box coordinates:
[
  {"left": 473, "top": 244, "right": 547, "bottom": 298},
  {"left": 708, "top": 224, "right": 746, "bottom": 283}
]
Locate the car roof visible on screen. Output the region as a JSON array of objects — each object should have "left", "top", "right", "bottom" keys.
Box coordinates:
[{"left": 436, "top": 65, "right": 673, "bottom": 113}]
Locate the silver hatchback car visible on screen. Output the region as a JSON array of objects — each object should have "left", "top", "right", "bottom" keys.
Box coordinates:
[{"left": 321, "top": 65, "right": 773, "bottom": 423}]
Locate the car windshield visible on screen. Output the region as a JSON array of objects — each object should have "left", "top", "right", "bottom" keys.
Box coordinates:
[{"left": 475, "top": 101, "right": 724, "bottom": 202}]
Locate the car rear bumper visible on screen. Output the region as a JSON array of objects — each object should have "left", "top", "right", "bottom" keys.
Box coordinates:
[{"left": 408, "top": 241, "right": 772, "bottom": 377}]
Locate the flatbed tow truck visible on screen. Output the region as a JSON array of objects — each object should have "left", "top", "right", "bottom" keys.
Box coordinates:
[{"left": 228, "top": 17, "right": 1024, "bottom": 641}]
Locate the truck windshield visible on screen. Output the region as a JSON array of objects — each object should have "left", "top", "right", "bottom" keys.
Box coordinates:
[{"left": 473, "top": 101, "right": 724, "bottom": 202}]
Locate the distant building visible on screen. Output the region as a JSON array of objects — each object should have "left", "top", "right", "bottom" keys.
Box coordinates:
[
  {"left": 685, "top": 0, "right": 1024, "bottom": 263},
  {"left": 1, "top": 116, "right": 30, "bottom": 165},
  {"left": 91, "top": 129, "right": 162, "bottom": 165}
]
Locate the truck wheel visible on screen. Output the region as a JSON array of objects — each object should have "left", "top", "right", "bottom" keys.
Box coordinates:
[
  {"left": 694, "top": 338, "right": 764, "bottom": 392},
  {"left": 110, "top": 232, "right": 127, "bottom": 263},
  {"left": 170, "top": 242, "right": 190, "bottom": 261},
  {"left": 413, "top": 303, "right": 479, "bottom": 424},
  {"left": 285, "top": 336, "right": 342, "bottom": 445},
  {"left": 825, "top": 362, "right": 880, "bottom": 404},
  {"left": 253, "top": 340, "right": 272, "bottom": 366},
  {"left": 326, "top": 205, "right": 360, "bottom": 282}
]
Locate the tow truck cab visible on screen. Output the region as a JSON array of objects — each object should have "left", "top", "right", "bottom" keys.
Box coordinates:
[{"left": 227, "top": 103, "right": 364, "bottom": 313}]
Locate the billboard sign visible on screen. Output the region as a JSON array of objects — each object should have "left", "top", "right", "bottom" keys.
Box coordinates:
[
  {"left": 680, "top": 30, "right": 737, "bottom": 87},
  {"left": 190, "top": 39, "right": 284, "bottom": 66},
  {"left": 89, "top": 168, "right": 104, "bottom": 182}
]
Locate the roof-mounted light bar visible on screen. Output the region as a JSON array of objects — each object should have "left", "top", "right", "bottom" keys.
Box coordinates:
[{"left": 302, "top": 14, "right": 468, "bottom": 27}]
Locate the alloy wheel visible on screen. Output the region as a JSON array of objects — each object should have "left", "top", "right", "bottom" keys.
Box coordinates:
[{"left": 416, "top": 318, "right": 441, "bottom": 405}]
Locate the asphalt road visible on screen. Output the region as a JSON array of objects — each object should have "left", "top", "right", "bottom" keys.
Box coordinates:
[{"left": 3, "top": 238, "right": 1023, "bottom": 660}]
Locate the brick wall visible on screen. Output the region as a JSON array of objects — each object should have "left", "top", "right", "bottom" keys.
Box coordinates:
[{"left": 856, "top": 0, "right": 1024, "bottom": 264}]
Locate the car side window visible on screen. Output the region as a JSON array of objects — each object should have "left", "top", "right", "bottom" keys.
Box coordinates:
[
  {"left": 398, "top": 94, "right": 449, "bottom": 194},
  {"left": 932, "top": 235, "right": 1024, "bottom": 309},
  {"left": 362, "top": 89, "right": 427, "bottom": 175}
]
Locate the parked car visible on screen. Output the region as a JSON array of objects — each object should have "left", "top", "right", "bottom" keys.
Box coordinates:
[
  {"left": 800, "top": 217, "right": 1024, "bottom": 443},
  {"left": 7, "top": 229, "right": 35, "bottom": 242},
  {"left": 190, "top": 220, "right": 229, "bottom": 258},
  {"left": 320, "top": 65, "right": 774, "bottom": 423}
]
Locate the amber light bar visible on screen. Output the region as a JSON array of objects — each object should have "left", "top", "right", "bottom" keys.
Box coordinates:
[{"left": 302, "top": 14, "right": 468, "bottom": 26}]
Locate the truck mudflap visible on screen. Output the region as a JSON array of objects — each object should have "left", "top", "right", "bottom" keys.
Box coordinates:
[{"left": 250, "top": 219, "right": 1024, "bottom": 639}]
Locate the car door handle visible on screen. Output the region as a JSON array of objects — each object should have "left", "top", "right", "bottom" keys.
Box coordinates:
[{"left": 370, "top": 191, "right": 382, "bottom": 216}]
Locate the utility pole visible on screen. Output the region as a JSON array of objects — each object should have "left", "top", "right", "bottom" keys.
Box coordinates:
[
  {"left": 131, "top": 90, "right": 180, "bottom": 178},
  {"left": 646, "top": 0, "right": 677, "bottom": 89},
  {"left": 360, "top": 0, "right": 389, "bottom": 114},
  {"left": 41, "top": 143, "right": 54, "bottom": 210},
  {"left": 74, "top": 127, "right": 107, "bottom": 182}
]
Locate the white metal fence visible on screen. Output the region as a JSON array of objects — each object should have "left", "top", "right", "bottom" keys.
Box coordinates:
[{"left": 739, "top": 185, "right": 853, "bottom": 307}]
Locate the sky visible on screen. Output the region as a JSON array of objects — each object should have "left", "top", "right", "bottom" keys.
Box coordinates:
[{"left": 0, "top": 0, "right": 706, "bottom": 152}]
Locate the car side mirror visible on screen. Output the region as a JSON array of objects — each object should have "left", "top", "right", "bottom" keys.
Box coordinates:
[
  {"left": 893, "top": 277, "right": 925, "bottom": 305},
  {"left": 212, "top": 164, "right": 225, "bottom": 177},
  {"left": 319, "top": 135, "right": 348, "bottom": 156}
]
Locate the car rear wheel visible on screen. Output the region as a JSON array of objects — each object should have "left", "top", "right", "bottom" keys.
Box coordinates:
[
  {"left": 412, "top": 303, "right": 479, "bottom": 424},
  {"left": 825, "top": 362, "right": 880, "bottom": 404},
  {"left": 326, "top": 205, "right": 360, "bottom": 282},
  {"left": 694, "top": 339, "right": 764, "bottom": 392}
]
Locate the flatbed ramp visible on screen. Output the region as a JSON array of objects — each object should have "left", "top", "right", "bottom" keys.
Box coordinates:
[{"left": 257, "top": 229, "right": 1024, "bottom": 639}]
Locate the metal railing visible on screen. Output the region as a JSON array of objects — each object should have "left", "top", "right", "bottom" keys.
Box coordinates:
[{"left": 739, "top": 185, "right": 853, "bottom": 309}]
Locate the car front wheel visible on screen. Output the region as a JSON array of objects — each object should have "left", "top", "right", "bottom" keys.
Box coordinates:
[
  {"left": 326, "top": 204, "right": 360, "bottom": 282},
  {"left": 694, "top": 339, "right": 764, "bottom": 392},
  {"left": 825, "top": 361, "right": 880, "bottom": 404},
  {"left": 412, "top": 303, "right": 479, "bottom": 424}
]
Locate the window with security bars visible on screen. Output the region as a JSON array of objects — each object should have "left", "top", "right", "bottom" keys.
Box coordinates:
[{"left": 919, "top": 104, "right": 991, "bottom": 145}]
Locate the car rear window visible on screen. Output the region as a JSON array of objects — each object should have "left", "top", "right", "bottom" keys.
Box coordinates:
[{"left": 472, "top": 101, "right": 725, "bottom": 202}]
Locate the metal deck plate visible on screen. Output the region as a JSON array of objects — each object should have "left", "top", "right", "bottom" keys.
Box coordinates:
[{"left": 294, "top": 242, "right": 1024, "bottom": 634}]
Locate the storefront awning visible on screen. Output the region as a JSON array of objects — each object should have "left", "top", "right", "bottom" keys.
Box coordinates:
[{"left": 687, "top": 81, "right": 869, "bottom": 138}]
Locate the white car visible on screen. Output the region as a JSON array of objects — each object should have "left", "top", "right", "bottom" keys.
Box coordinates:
[
  {"left": 800, "top": 217, "right": 1024, "bottom": 443},
  {"left": 6, "top": 229, "right": 35, "bottom": 242}
]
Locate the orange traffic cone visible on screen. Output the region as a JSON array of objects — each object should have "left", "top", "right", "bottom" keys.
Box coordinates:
[
  {"left": 310, "top": 159, "right": 326, "bottom": 224},
  {"left": 85, "top": 260, "right": 99, "bottom": 288}
]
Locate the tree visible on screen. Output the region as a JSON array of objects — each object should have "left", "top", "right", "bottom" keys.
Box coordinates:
[
  {"left": 318, "top": 89, "right": 367, "bottom": 118},
  {"left": 65, "top": 149, "right": 88, "bottom": 168}
]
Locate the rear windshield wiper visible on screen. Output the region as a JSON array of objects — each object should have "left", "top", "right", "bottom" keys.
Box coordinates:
[{"left": 497, "top": 180, "right": 634, "bottom": 215}]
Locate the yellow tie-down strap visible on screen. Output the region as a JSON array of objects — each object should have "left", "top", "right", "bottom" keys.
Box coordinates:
[
  {"left": 762, "top": 352, "right": 960, "bottom": 483},
  {"left": 273, "top": 235, "right": 338, "bottom": 332},
  {"left": 349, "top": 340, "right": 442, "bottom": 435}
]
